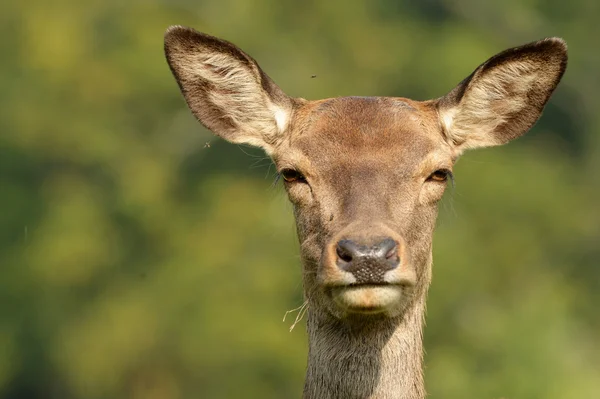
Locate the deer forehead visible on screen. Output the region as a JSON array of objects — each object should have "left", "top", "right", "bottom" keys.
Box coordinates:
[{"left": 276, "top": 96, "right": 453, "bottom": 178}]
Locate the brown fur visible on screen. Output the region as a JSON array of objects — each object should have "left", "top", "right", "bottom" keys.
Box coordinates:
[{"left": 164, "top": 26, "right": 567, "bottom": 399}]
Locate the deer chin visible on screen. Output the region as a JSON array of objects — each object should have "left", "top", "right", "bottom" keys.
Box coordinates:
[{"left": 329, "top": 284, "right": 410, "bottom": 317}]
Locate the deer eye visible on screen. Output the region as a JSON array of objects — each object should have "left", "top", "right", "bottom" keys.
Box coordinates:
[
  {"left": 428, "top": 169, "right": 452, "bottom": 183},
  {"left": 280, "top": 168, "right": 306, "bottom": 183}
]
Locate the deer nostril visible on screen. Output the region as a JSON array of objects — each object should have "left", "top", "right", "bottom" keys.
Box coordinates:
[
  {"left": 379, "top": 238, "right": 399, "bottom": 261},
  {"left": 385, "top": 247, "right": 397, "bottom": 260},
  {"left": 336, "top": 240, "right": 356, "bottom": 263}
]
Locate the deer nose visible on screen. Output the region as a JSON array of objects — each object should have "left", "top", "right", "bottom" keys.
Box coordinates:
[{"left": 335, "top": 238, "right": 400, "bottom": 283}]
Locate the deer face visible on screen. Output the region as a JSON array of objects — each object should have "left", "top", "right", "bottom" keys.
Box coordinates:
[
  {"left": 164, "top": 26, "right": 567, "bottom": 319},
  {"left": 272, "top": 97, "right": 452, "bottom": 317}
]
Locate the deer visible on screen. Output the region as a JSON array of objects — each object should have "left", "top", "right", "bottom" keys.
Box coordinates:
[{"left": 164, "top": 26, "right": 567, "bottom": 399}]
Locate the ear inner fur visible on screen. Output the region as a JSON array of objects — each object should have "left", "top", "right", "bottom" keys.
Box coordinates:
[
  {"left": 164, "top": 26, "right": 294, "bottom": 152},
  {"left": 438, "top": 37, "right": 567, "bottom": 151}
]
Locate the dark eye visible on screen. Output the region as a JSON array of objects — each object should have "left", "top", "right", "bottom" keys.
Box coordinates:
[
  {"left": 428, "top": 169, "right": 452, "bottom": 183},
  {"left": 281, "top": 168, "right": 306, "bottom": 183}
]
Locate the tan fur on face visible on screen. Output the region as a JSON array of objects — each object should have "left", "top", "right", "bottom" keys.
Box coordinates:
[{"left": 164, "top": 27, "right": 568, "bottom": 399}]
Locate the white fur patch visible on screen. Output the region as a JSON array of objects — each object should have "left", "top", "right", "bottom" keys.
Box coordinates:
[
  {"left": 271, "top": 104, "right": 289, "bottom": 133},
  {"left": 440, "top": 107, "right": 458, "bottom": 136}
]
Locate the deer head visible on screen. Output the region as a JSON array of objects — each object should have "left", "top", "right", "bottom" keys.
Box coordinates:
[{"left": 165, "top": 26, "right": 566, "bottom": 319}]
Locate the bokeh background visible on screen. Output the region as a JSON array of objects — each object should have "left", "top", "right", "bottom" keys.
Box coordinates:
[{"left": 1, "top": 0, "right": 599, "bottom": 398}]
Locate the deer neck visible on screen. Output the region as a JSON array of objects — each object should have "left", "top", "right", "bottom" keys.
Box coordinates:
[{"left": 303, "top": 288, "right": 428, "bottom": 399}]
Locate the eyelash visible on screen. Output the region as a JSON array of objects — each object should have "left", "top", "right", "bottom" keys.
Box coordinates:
[
  {"left": 427, "top": 169, "right": 454, "bottom": 183},
  {"left": 278, "top": 168, "right": 307, "bottom": 184}
]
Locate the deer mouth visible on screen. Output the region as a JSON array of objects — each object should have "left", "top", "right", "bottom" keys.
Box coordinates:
[{"left": 329, "top": 284, "right": 408, "bottom": 315}]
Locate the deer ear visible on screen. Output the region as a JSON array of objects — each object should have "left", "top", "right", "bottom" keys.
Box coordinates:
[
  {"left": 437, "top": 38, "right": 567, "bottom": 151},
  {"left": 164, "top": 26, "right": 294, "bottom": 153}
]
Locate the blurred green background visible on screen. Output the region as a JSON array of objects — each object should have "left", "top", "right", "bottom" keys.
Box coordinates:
[{"left": 1, "top": 0, "right": 599, "bottom": 398}]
